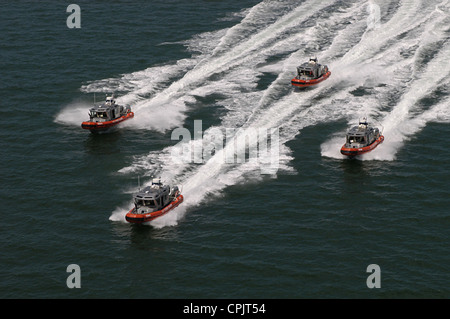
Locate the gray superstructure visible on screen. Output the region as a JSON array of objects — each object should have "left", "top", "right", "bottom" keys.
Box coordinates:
[
  {"left": 87, "top": 94, "right": 131, "bottom": 123},
  {"left": 295, "top": 57, "right": 329, "bottom": 80},
  {"left": 343, "top": 118, "right": 381, "bottom": 149},
  {"left": 133, "top": 178, "right": 180, "bottom": 214}
]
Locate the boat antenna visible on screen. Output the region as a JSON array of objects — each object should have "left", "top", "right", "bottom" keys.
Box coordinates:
[{"left": 138, "top": 176, "right": 141, "bottom": 191}]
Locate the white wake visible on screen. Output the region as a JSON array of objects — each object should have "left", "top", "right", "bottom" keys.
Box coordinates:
[{"left": 68, "top": 0, "right": 450, "bottom": 226}]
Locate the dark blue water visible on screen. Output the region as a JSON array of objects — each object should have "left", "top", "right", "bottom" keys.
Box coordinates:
[{"left": 1, "top": 0, "right": 449, "bottom": 299}]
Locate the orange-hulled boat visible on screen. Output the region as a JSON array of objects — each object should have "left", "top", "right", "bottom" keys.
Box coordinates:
[
  {"left": 81, "top": 94, "right": 134, "bottom": 133},
  {"left": 125, "top": 178, "right": 183, "bottom": 224},
  {"left": 340, "top": 118, "right": 384, "bottom": 157},
  {"left": 291, "top": 57, "right": 331, "bottom": 88}
]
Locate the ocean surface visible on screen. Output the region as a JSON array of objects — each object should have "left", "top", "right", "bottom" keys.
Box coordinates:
[{"left": 1, "top": 0, "right": 449, "bottom": 299}]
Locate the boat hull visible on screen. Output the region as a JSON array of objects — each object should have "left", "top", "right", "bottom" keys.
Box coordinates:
[
  {"left": 125, "top": 194, "right": 184, "bottom": 224},
  {"left": 340, "top": 135, "right": 384, "bottom": 157},
  {"left": 291, "top": 71, "right": 331, "bottom": 87},
  {"left": 81, "top": 112, "right": 134, "bottom": 132}
]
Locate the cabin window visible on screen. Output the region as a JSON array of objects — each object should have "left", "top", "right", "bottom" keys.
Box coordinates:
[
  {"left": 135, "top": 199, "right": 156, "bottom": 207},
  {"left": 135, "top": 199, "right": 144, "bottom": 206},
  {"left": 298, "top": 69, "right": 313, "bottom": 76},
  {"left": 348, "top": 136, "right": 365, "bottom": 143},
  {"left": 96, "top": 111, "right": 107, "bottom": 118},
  {"left": 144, "top": 200, "right": 156, "bottom": 207}
]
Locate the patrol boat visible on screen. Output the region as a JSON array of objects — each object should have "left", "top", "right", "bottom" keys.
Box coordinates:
[
  {"left": 81, "top": 94, "right": 134, "bottom": 133},
  {"left": 291, "top": 57, "right": 331, "bottom": 88},
  {"left": 125, "top": 178, "right": 184, "bottom": 224},
  {"left": 340, "top": 118, "right": 384, "bottom": 157}
]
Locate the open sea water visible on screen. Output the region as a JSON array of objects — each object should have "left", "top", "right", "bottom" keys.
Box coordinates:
[{"left": 0, "top": 0, "right": 449, "bottom": 299}]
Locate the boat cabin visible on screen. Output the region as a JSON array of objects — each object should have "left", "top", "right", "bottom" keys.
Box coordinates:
[
  {"left": 296, "top": 58, "right": 327, "bottom": 80},
  {"left": 133, "top": 179, "right": 171, "bottom": 212},
  {"left": 88, "top": 96, "right": 124, "bottom": 122},
  {"left": 297, "top": 65, "right": 317, "bottom": 78},
  {"left": 344, "top": 120, "right": 380, "bottom": 148}
]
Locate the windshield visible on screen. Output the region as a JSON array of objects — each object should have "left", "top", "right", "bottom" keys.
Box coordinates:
[
  {"left": 298, "top": 69, "right": 313, "bottom": 76},
  {"left": 348, "top": 136, "right": 366, "bottom": 144},
  {"left": 135, "top": 199, "right": 156, "bottom": 207}
]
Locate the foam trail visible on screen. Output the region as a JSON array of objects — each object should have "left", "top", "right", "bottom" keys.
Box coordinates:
[
  {"left": 112, "top": 0, "right": 450, "bottom": 227},
  {"left": 416, "top": 96, "right": 450, "bottom": 124},
  {"left": 321, "top": 0, "right": 450, "bottom": 160},
  {"left": 338, "top": 0, "right": 426, "bottom": 66},
  {"left": 54, "top": 101, "right": 92, "bottom": 126},
  {"left": 112, "top": 0, "right": 375, "bottom": 225},
  {"left": 83, "top": 0, "right": 336, "bottom": 134},
  {"left": 118, "top": 2, "right": 369, "bottom": 226},
  {"left": 373, "top": 41, "right": 450, "bottom": 160}
]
